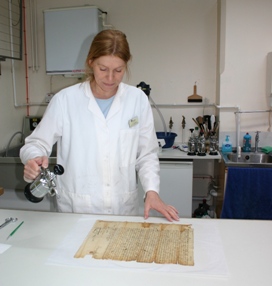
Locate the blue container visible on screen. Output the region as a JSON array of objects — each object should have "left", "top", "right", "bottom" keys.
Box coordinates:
[
  {"left": 243, "top": 133, "right": 251, "bottom": 152},
  {"left": 156, "top": 132, "right": 177, "bottom": 148}
]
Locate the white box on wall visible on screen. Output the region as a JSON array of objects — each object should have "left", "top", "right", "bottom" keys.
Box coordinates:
[{"left": 43, "top": 6, "right": 103, "bottom": 76}]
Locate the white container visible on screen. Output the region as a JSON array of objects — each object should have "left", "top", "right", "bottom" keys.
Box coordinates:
[{"left": 44, "top": 6, "right": 103, "bottom": 76}]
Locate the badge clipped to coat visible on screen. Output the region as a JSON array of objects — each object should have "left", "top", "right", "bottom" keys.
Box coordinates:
[{"left": 128, "top": 116, "right": 139, "bottom": 128}]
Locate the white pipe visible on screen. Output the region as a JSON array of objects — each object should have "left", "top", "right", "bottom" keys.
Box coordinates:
[
  {"left": 149, "top": 96, "right": 167, "bottom": 135},
  {"left": 268, "top": 109, "right": 271, "bottom": 132},
  {"left": 5, "top": 131, "right": 24, "bottom": 157},
  {"left": 8, "top": 0, "right": 20, "bottom": 107},
  {"left": 193, "top": 194, "right": 212, "bottom": 201},
  {"left": 34, "top": 0, "right": 39, "bottom": 71},
  {"left": 29, "top": 0, "right": 35, "bottom": 72},
  {"left": 235, "top": 109, "right": 271, "bottom": 114},
  {"left": 101, "top": 12, "right": 114, "bottom": 29},
  {"left": 214, "top": 104, "right": 239, "bottom": 110},
  {"left": 29, "top": 0, "right": 39, "bottom": 72},
  {"left": 10, "top": 0, "right": 46, "bottom": 108},
  {"left": 235, "top": 109, "right": 241, "bottom": 155},
  {"left": 234, "top": 109, "right": 272, "bottom": 148}
]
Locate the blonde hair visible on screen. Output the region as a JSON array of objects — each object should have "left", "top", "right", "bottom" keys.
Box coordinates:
[{"left": 85, "top": 29, "right": 132, "bottom": 81}]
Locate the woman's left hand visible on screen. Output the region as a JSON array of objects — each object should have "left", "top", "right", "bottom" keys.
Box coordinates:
[{"left": 144, "top": 191, "right": 179, "bottom": 222}]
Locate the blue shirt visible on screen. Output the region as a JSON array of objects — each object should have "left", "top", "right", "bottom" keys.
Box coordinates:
[{"left": 95, "top": 96, "right": 115, "bottom": 117}]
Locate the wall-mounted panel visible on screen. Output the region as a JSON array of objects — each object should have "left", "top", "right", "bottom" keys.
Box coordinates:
[{"left": 44, "top": 6, "right": 103, "bottom": 75}]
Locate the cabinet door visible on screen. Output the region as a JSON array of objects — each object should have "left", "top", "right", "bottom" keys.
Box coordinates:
[{"left": 138, "top": 161, "right": 193, "bottom": 218}]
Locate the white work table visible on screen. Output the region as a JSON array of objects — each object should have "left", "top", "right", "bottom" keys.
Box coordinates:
[
  {"left": 0, "top": 209, "right": 271, "bottom": 286},
  {"left": 158, "top": 145, "right": 222, "bottom": 160}
]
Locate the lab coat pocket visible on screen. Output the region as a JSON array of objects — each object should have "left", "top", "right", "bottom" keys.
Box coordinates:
[
  {"left": 122, "top": 188, "right": 139, "bottom": 215},
  {"left": 56, "top": 188, "right": 91, "bottom": 213},
  {"left": 120, "top": 129, "right": 139, "bottom": 167}
]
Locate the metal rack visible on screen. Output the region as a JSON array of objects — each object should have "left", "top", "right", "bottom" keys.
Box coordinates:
[{"left": 0, "top": 0, "right": 22, "bottom": 62}]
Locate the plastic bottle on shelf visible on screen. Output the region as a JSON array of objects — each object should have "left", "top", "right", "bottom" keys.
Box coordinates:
[
  {"left": 243, "top": 133, "right": 251, "bottom": 152},
  {"left": 194, "top": 126, "right": 199, "bottom": 138}
]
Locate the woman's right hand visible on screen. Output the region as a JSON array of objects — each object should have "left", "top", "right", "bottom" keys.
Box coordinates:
[{"left": 24, "top": 156, "right": 49, "bottom": 182}]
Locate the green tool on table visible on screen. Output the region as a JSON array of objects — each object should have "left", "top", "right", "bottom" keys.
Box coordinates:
[{"left": 6, "top": 221, "right": 24, "bottom": 240}]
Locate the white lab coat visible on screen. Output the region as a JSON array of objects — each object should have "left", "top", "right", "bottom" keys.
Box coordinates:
[{"left": 20, "top": 82, "right": 160, "bottom": 215}]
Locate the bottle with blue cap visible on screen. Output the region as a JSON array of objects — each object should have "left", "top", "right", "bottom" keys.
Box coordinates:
[
  {"left": 243, "top": 133, "right": 251, "bottom": 152},
  {"left": 222, "top": 135, "right": 232, "bottom": 153}
]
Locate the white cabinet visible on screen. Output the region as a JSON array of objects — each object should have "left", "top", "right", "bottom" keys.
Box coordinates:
[
  {"left": 138, "top": 160, "right": 193, "bottom": 218},
  {"left": 44, "top": 6, "right": 103, "bottom": 75}
]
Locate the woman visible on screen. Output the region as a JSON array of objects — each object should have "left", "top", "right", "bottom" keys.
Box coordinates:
[{"left": 20, "top": 29, "right": 179, "bottom": 221}]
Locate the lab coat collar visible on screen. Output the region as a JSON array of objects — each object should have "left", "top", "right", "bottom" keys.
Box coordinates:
[
  {"left": 106, "top": 83, "right": 124, "bottom": 120},
  {"left": 84, "top": 81, "right": 124, "bottom": 121},
  {"left": 84, "top": 82, "right": 104, "bottom": 121}
]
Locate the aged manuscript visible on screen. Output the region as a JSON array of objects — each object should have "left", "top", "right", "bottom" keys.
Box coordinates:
[{"left": 74, "top": 220, "right": 194, "bottom": 266}]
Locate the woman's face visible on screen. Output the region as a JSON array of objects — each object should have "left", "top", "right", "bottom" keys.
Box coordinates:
[{"left": 89, "top": 55, "right": 126, "bottom": 98}]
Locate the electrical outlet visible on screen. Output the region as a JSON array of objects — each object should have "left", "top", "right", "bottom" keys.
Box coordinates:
[{"left": 45, "top": 93, "right": 54, "bottom": 103}]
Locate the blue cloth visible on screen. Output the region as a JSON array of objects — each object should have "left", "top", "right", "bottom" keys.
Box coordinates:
[{"left": 221, "top": 167, "right": 272, "bottom": 219}]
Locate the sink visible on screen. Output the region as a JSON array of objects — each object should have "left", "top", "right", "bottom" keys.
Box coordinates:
[
  {"left": 221, "top": 151, "right": 272, "bottom": 167},
  {"left": 0, "top": 144, "right": 57, "bottom": 158},
  {"left": 227, "top": 152, "right": 272, "bottom": 163},
  {"left": 0, "top": 144, "right": 57, "bottom": 190}
]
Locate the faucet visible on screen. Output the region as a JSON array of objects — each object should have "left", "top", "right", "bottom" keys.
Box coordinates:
[
  {"left": 255, "top": 131, "right": 260, "bottom": 153},
  {"left": 5, "top": 131, "right": 25, "bottom": 157},
  {"left": 237, "top": 145, "right": 241, "bottom": 158}
]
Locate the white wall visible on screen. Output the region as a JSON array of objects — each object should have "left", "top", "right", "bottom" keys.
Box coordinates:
[
  {"left": 219, "top": 0, "right": 272, "bottom": 139},
  {"left": 0, "top": 0, "right": 217, "bottom": 150},
  {"left": 1, "top": 0, "right": 272, "bottom": 150}
]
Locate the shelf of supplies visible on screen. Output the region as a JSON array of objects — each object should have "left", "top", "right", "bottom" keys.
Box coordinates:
[{"left": 150, "top": 103, "right": 215, "bottom": 108}]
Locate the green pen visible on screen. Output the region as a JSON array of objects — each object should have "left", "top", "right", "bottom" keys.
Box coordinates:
[{"left": 6, "top": 221, "right": 24, "bottom": 240}]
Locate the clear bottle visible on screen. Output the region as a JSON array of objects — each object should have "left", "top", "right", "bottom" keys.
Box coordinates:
[
  {"left": 197, "top": 132, "right": 206, "bottom": 155},
  {"left": 194, "top": 126, "right": 199, "bottom": 139},
  {"left": 158, "top": 141, "right": 162, "bottom": 153},
  {"left": 209, "top": 134, "right": 219, "bottom": 155},
  {"left": 187, "top": 128, "right": 196, "bottom": 155}
]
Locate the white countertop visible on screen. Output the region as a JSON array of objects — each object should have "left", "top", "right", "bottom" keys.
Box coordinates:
[
  {"left": 159, "top": 145, "right": 222, "bottom": 160},
  {"left": 0, "top": 209, "right": 271, "bottom": 286}
]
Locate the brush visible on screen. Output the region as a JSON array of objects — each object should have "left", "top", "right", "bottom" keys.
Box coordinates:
[
  {"left": 188, "top": 83, "right": 203, "bottom": 103},
  {"left": 192, "top": 118, "right": 201, "bottom": 129},
  {"left": 196, "top": 116, "right": 204, "bottom": 132}
]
